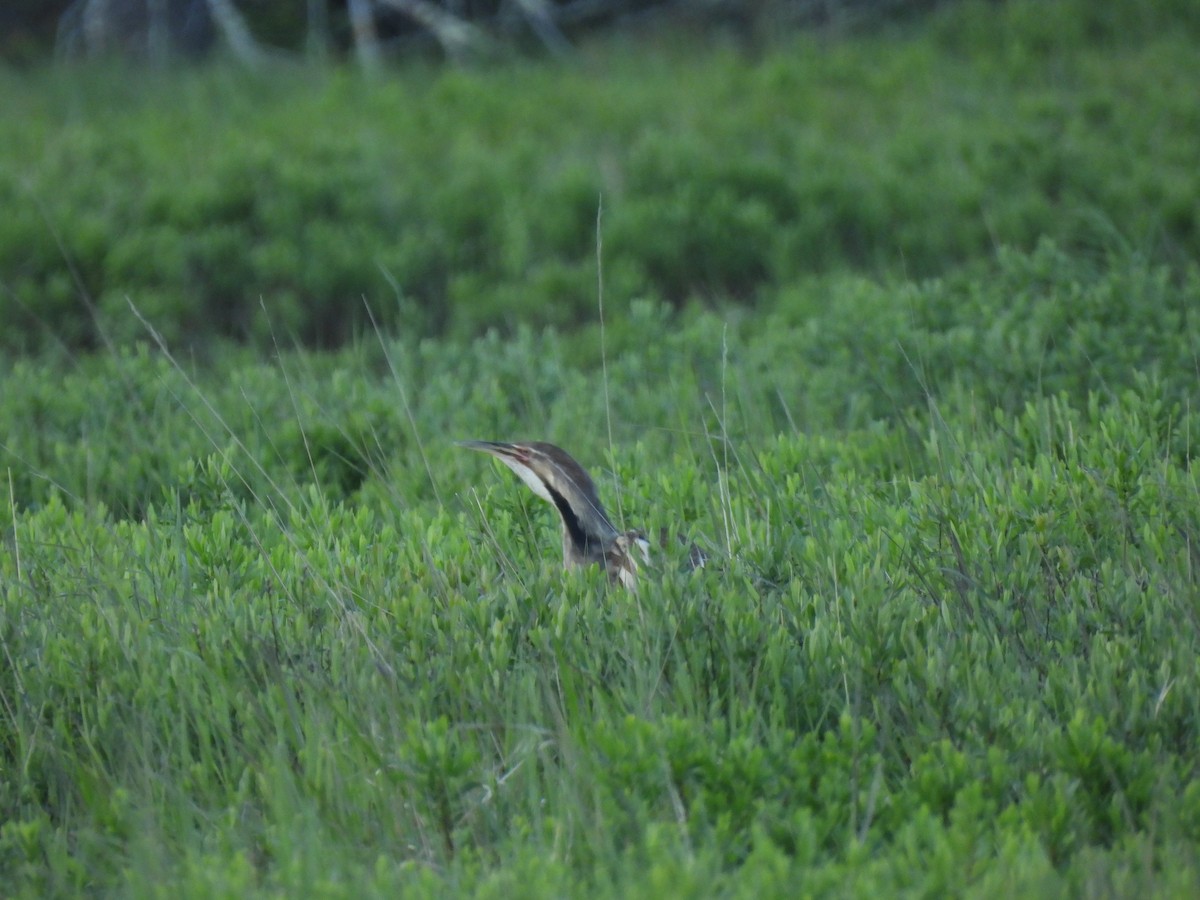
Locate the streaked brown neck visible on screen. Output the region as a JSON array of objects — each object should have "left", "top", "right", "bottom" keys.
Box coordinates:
[{"left": 459, "top": 439, "right": 640, "bottom": 583}]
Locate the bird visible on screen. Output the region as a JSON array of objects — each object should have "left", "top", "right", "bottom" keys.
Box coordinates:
[{"left": 457, "top": 440, "right": 650, "bottom": 589}]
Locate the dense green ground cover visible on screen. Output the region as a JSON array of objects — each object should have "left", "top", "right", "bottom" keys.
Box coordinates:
[
  {"left": 3, "top": 0, "right": 1200, "bottom": 895},
  {"left": 3, "top": 244, "right": 1199, "bottom": 895}
]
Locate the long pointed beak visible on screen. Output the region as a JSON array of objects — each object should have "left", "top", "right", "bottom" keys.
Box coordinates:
[
  {"left": 457, "top": 440, "right": 518, "bottom": 458},
  {"left": 457, "top": 440, "right": 553, "bottom": 503},
  {"left": 456, "top": 440, "right": 530, "bottom": 469}
]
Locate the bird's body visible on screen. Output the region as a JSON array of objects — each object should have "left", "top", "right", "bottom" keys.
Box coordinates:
[{"left": 458, "top": 440, "right": 649, "bottom": 588}]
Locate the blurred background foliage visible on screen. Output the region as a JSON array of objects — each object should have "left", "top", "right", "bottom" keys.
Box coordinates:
[
  {"left": 0, "top": 0, "right": 1198, "bottom": 358},
  {"left": 1, "top": 0, "right": 1198, "bottom": 356}
]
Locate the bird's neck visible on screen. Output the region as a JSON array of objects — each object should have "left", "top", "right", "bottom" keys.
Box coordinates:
[
  {"left": 560, "top": 520, "right": 617, "bottom": 567},
  {"left": 542, "top": 482, "right": 616, "bottom": 561}
]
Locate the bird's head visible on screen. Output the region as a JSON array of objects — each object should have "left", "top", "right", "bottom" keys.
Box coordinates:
[{"left": 457, "top": 440, "right": 619, "bottom": 550}]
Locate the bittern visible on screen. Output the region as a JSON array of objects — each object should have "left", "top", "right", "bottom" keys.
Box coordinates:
[{"left": 458, "top": 440, "right": 650, "bottom": 589}]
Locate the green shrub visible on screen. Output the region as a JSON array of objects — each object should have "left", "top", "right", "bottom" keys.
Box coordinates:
[
  {"left": 2, "top": 0, "right": 1198, "bottom": 353},
  {"left": 4, "top": 233, "right": 1200, "bottom": 893}
]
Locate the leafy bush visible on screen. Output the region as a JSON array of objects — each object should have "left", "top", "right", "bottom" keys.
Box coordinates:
[
  {"left": 3, "top": 395, "right": 1199, "bottom": 895},
  {"left": 2, "top": 0, "right": 1198, "bottom": 352}
]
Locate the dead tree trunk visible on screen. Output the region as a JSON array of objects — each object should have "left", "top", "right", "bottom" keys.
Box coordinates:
[
  {"left": 307, "top": 0, "right": 331, "bottom": 59},
  {"left": 147, "top": 0, "right": 169, "bottom": 64},
  {"left": 82, "top": 0, "right": 111, "bottom": 55},
  {"left": 347, "top": 0, "right": 384, "bottom": 73}
]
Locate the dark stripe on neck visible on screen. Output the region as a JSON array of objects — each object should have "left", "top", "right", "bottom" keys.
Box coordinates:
[{"left": 545, "top": 484, "right": 595, "bottom": 555}]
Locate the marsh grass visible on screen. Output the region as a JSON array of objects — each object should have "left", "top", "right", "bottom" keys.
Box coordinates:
[
  {"left": 4, "top": 0, "right": 1200, "bottom": 894},
  {"left": 3, "top": 233, "right": 1200, "bottom": 895}
]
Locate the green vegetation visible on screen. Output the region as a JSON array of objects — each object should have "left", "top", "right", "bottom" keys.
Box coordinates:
[
  {"left": 2, "top": 0, "right": 1199, "bottom": 352},
  {"left": 3, "top": 0, "right": 1200, "bottom": 895}
]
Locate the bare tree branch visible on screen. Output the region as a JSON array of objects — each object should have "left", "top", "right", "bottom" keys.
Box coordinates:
[
  {"left": 205, "top": 0, "right": 267, "bottom": 66},
  {"left": 374, "top": 0, "right": 491, "bottom": 62},
  {"left": 510, "top": 0, "right": 574, "bottom": 57}
]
